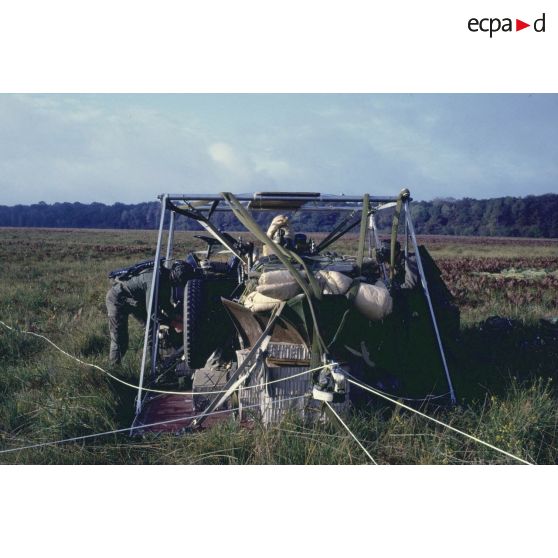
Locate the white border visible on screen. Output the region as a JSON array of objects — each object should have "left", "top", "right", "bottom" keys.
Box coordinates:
[
  {"left": 1, "top": 1, "right": 556, "bottom": 554},
  {"left": 0, "top": 1, "right": 555, "bottom": 92},
  {"left": 1, "top": 465, "right": 556, "bottom": 556}
]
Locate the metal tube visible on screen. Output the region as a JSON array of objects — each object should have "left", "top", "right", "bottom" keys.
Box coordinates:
[
  {"left": 168, "top": 199, "right": 246, "bottom": 262},
  {"left": 406, "top": 211, "right": 457, "bottom": 404},
  {"left": 390, "top": 192, "right": 406, "bottom": 281},
  {"left": 356, "top": 194, "right": 369, "bottom": 273},
  {"left": 197, "top": 219, "right": 245, "bottom": 262},
  {"left": 135, "top": 195, "right": 168, "bottom": 415},
  {"left": 165, "top": 210, "right": 175, "bottom": 263},
  {"left": 370, "top": 213, "right": 388, "bottom": 283},
  {"left": 314, "top": 209, "right": 358, "bottom": 253},
  {"left": 404, "top": 200, "right": 409, "bottom": 260},
  {"left": 161, "top": 193, "right": 400, "bottom": 204},
  {"left": 173, "top": 206, "right": 372, "bottom": 213},
  {"left": 314, "top": 216, "right": 363, "bottom": 253}
]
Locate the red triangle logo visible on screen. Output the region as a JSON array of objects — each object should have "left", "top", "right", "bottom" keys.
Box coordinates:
[{"left": 516, "top": 19, "right": 530, "bottom": 31}]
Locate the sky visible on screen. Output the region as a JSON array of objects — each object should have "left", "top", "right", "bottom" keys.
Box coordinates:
[{"left": 0, "top": 93, "right": 557, "bottom": 206}]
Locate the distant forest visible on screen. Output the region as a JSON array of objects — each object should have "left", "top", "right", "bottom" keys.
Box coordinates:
[{"left": 1, "top": 194, "right": 557, "bottom": 238}]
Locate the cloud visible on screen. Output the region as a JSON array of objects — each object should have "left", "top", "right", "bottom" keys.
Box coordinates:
[
  {"left": 0, "top": 94, "right": 556, "bottom": 205},
  {"left": 209, "top": 142, "right": 247, "bottom": 175},
  {"left": 254, "top": 157, "right": 292, "bottom": 178},
  {"left": 208, "top": 141, "right": 297, "bottom": 190},
  {"left": 0, "top": 95, "right": 221, "bottom": 204},
  {"left": 307, "top": 95, "right": 558, "bottom": 199}
]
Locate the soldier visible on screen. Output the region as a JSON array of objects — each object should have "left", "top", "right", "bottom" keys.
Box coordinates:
[{"left": 105, "top": 261, "right": 193, "bottom": 365}]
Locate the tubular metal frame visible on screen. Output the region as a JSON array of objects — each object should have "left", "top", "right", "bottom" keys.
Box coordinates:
[
  {"left": 404, "top": 200, "right": 457, "bottom": 404},
  {"left": 135, "top": 194, "right": 167, "bottom": 414},
  {"left": 133, "top": 190, "right": 457, "bottom": 416}
]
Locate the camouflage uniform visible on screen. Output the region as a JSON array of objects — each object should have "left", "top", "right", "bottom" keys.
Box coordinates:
[{"left": 105, "top": 269, "right": 173, "bottom": 365}]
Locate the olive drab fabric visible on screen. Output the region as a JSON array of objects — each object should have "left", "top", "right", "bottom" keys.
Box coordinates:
[{"left": 105, "top": 269, "right": 173, "bottom": 365}]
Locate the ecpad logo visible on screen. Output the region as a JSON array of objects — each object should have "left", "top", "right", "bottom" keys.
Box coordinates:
[{"left": 468, "top": 13, "right": 546, "bottom": 37}]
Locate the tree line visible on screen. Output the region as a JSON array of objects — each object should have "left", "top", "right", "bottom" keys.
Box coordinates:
[{"left": 0, "top": 194, "right": 557, "bottom": 238}]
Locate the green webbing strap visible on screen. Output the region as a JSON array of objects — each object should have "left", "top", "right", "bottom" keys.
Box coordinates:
[
  {"left": 221, "top": 192, "right": 328, "bottom": 356},
  {"left": 390, "top": 189, "right": 410, "bottom": 280},
  {"left": 288, "top": 249, "right": 322, "bottom": 300},
  {"left": 310, "top": 327, "right": 324, "bottom": 370},
  {"left": 207, "top": 199, "right": 219, "bottom": 219},
  {"left": 356, "top": 194, "right": 369, "bottom": 274},
  {"left": 327, "top": 279, "right": 361, "bottom": 349},
  {"left": 221, "top": 193, "right": 310, "bottom": 297},
  {"left": 167, "top": 199, "right": 246, "bottom": 263},
  {"left": 167, "top": 199, "right": 207, "bottom": 222}
]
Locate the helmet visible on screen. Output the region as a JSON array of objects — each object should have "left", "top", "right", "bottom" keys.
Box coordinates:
[{"left": 169, "top": 261, "right": 194, "bottom": 286}]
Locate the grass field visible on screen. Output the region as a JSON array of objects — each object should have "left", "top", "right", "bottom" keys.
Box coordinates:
[{"left": 1, "top": 228, "right": 557, "bottom": 464}]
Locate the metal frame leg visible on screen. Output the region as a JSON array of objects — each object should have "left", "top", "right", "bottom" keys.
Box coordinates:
[
  {"left": 135, "top": 195, "right": 168, "bottom": 415},
  {"left": 405, "top": 204, "right": 457, "bottom": 404},
  {"left": 165, "top": 210, "right": 175, "bottom": 264},
  {"left": 370, "top": 213, "right": 388, "bottom": 283}
]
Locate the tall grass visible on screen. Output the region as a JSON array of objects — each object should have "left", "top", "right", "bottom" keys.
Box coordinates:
[
  {"left": 1, "top": 228, "right": 557, "bottom": 464},
  {"left": 2, "top": 381, "right": 556, "bottom": 464}
]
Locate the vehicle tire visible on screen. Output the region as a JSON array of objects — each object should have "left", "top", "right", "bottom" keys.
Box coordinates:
[
  {"left": 184, "top": 279, "right": 212, "bottom": 369},
  {"left": 184, "top": 277, "right": 237, "bottom": 369}
]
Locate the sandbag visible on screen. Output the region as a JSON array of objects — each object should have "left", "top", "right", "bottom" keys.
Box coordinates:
[
  {"left": 263, "top": 215, "right": 292, "bottom": 256},
  {"left": 266, "top": 215, "right": 291, "bottom": 239},
  {"left": 256, "top": 281, "right": 302, "bottom": 300},
  {"left": 315, "top": 270, "right": 353, "bottom": 295},
  {"left": 257, "top": 269, "right": 302, "bottom": 300},
  {"left": 354, "top": 281, "right": 393, "bottom": 321},
  {"left": 259, "top": 269, "right": 352, "bottom": 298},
  {"left": 257, "top": 269, "right": 302, "bottom": 299},
  {"left": 244, "top": 291, "right": 281, "bottom": 313},
  {"left": 259, "top": 269, "right": 300, "bottom": 286}
]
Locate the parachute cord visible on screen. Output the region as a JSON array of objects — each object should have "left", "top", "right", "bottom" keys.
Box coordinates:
[
  {"left": 346, "top": 374, "right": 533, "bottom": 465},
  {"left": 0, "top": 395, "right": 307, "bottom": 455},
  {"left": 325, "top": 401, "right": 377, "bottom": 464},
  {"left": 0, "top": 320, "right": 324, "bottom": 396}
]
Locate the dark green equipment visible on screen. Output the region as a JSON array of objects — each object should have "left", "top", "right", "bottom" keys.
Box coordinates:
[{"left": 130, "top": 191, "right": 459, "bottom": 433}]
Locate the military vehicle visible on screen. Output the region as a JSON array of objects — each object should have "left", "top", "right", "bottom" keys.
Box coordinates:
[{"left": 128, "top": 191, "right": 459, "bottom": 434}]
